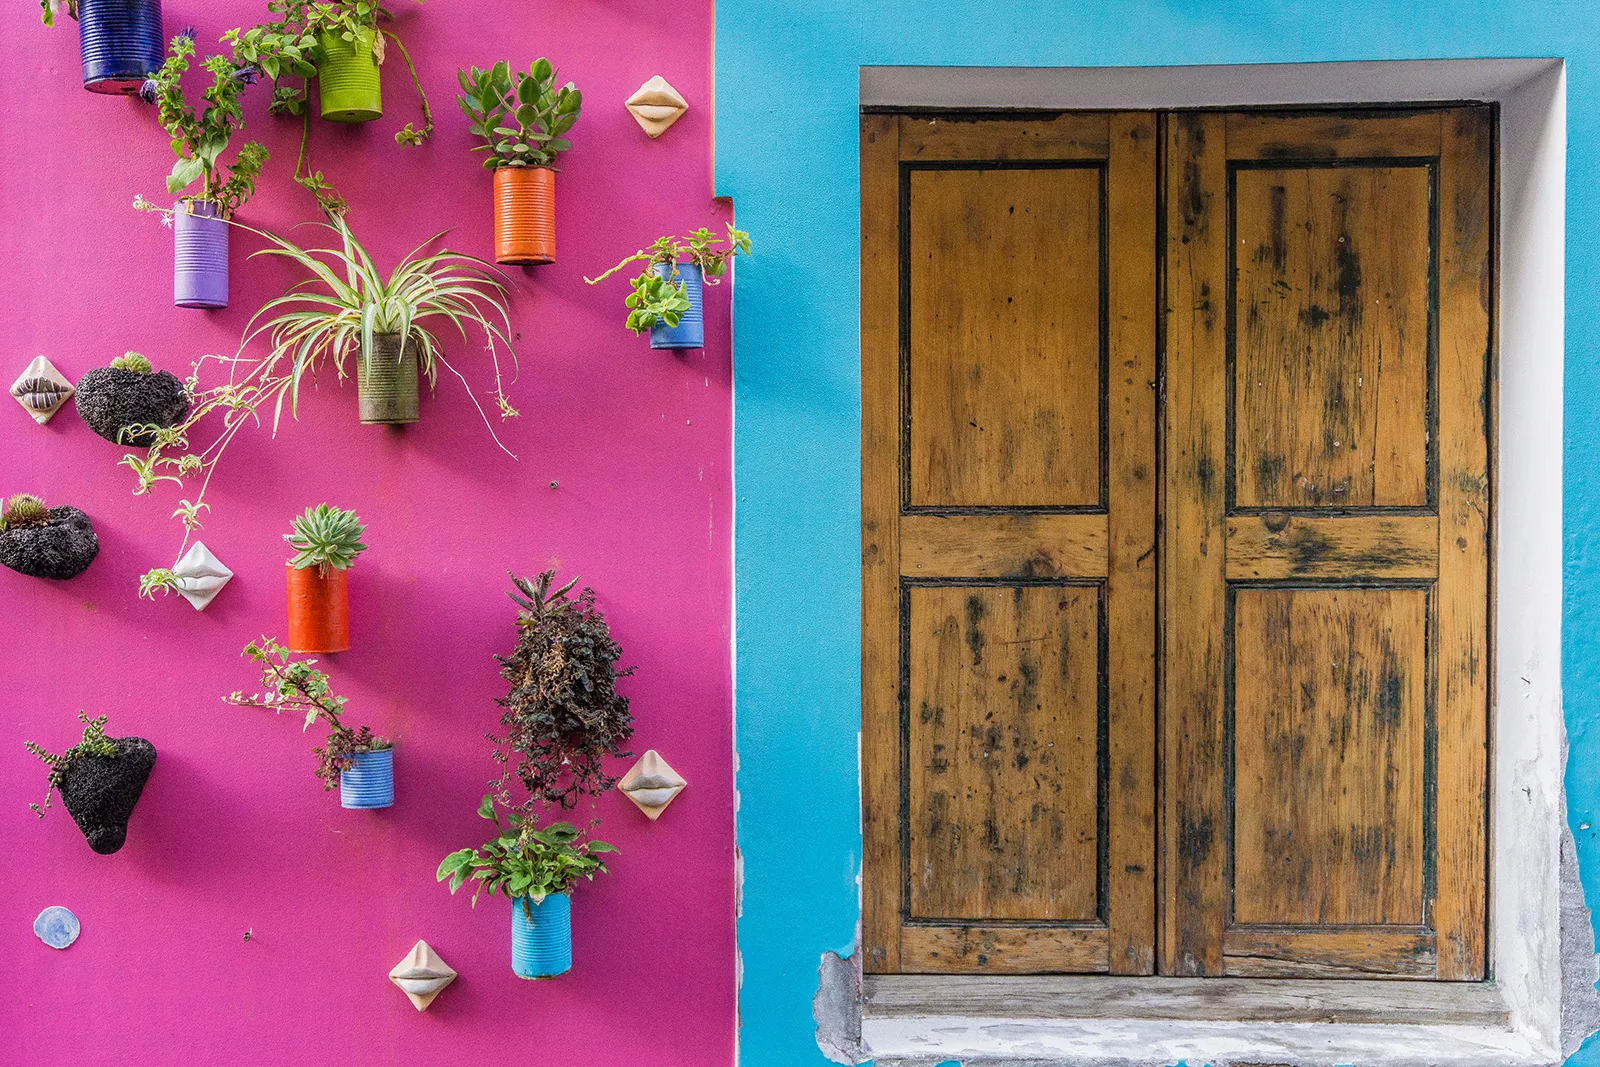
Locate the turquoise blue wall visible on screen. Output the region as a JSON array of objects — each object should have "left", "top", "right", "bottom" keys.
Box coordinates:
[{"left": 713, "top": 2, "right": 1600, "bottom": 1063}]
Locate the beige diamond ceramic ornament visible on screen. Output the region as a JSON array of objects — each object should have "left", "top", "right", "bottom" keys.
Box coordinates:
[
  {"left": 619, "top": 749, "right": 686, "bottom": 821},
  {"left": 626, "top": 76, "right": 688, "bottom": 139},
  {"left": 389, "top": 940, "right": 456, "bottom": 1011},
  {"left": 171, "top": 541, "right": 233, "bottom": 611},
  {"left": 10, "top": 356, "right": 74, "bottom": 424}
]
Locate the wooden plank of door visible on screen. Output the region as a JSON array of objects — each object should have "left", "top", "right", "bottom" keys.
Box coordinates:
[
  {"left": 899, "top": 513, "right": 1109, "bottom": 579},
  {"left": 899, "top": 925, "right": 1111, "bottom": 974},
  {"left": 1161, "top": 111, "right": 1230, "bottom": 976},
  {"left": 1222, "top": 927, "right": 1437, "bottom": 979},
  {"left": 899, "top": 112, "right": 1112, "bottom": 162},
  {"left": 860, "top": 111, "right": 902, "bottom": 974},
  {"left": 1105, "top": 111, "right": 1158, "bottom": 976},
  {"left": 1225, "top": 514, "right": 1440, "bottom": 581},
  {"left": 1225, "top": 111, "right": 1444, "bottom": 160},
  {"left": 1433, "top": 105, "right": 1493, "bottom": 981}
]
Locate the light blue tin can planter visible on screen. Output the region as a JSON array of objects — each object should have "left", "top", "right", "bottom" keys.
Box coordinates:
[
  {"left": 510, "top": 893, "right": 572, "bottom": 979},
  {"left": 650, "top": 262, "right": 704, "bottom": 350},
  {"left": 339, "top": 748, "right": 393, "bottom": 809},
  {"left": 78, "top": 0, "right": 164, "bottom": 95},
  {"left": 173, "top": 200, "right": 229, "bottom": 310}
]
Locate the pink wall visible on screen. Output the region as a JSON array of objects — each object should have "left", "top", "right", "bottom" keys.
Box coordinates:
[{"left": 0, "top": 4, "right": 733, "bottom": 1064}]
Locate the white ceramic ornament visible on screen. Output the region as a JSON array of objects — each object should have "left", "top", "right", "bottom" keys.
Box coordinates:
[
  {"left": 389, "top": 940, "right": 456, "bottom": 1011},
  {"left": 171, "top": 541, "right": 233, "bottom": 611},
  {"left": 625, "top": 76, "right": 688, "bottom": 139},
  {"left": 619, "top": 749, "right": 686, "bottom": 821},
  {"left": 10, "top": 356, "right": 74, "bottom": 424}
]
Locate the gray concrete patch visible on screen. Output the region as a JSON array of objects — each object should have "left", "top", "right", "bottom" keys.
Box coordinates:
[{"left": 815, "top": 949, "right": 865, "bottom": 1064}]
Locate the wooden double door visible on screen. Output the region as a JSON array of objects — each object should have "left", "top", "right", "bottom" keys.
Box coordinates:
[{"left": 861, "top": 108, "right": 1492, "bottom": 980}]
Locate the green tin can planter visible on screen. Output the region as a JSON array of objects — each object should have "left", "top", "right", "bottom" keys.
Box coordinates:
[
  {"left": 510, "top": 893, "right": 572, "bottom": 979},
  {"left": 316, "top": 30, "right": 381, "bottom": 123},
  {"left": 357, "top": 333, "right": 419, "bottom": 425}
]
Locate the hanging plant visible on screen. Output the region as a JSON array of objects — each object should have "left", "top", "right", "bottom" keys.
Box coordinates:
[
  {"left": 0, "top": 494, "right": 100, "bottom": 581},
  {"left": 225, "top": 637, "right": 394, "bottom": 807},
  {"left": 26, "top": 711, "right": 157, "bottom": 854},
  {"left": 41, "top": 0, "right": 165, "bottom": 95},
  {"left": 491, "top": 571, "right": 635, "bottom": 813},
  {"left": 457, "top": 58, "right": 581, "bottom": 265},
  {"left": 585, "top": 225, "right": 752, "bottom": 350},
  {"left": 131, "top": 30, "right": 269, "bottom": 310}
]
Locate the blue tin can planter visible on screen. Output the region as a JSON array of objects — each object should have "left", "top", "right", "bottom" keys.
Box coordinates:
[
  {"left": 339, "top": 748, "right": 394, "bottom": 809},
  {"left": 173, "top": 201, "right": 229, "bottom": 310},
  {"left": 510, "top": 893, "right": 572, "bottom": 979},
  {"left": 78, "top": 0, "right": 164, "bottom": 95},
  {"left": 650, "top": 262, "right": 705, "bottom": 350}
]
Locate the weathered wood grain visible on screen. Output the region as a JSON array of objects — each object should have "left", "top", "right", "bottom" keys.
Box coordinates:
[
  {"left": 908, "top": 165, "right": 1103, "bottom": 508},
  {"left": 1232, "top": 588, "right": 1428, "bottom": 926},
  {"left": 898, "top": 925, "right": 1111, "bottom": 974},
  {"left": 899, "top": 112, "right": 1111, "bottom": 161},
  {"left": 1226, "top": 111, "right": 1443, "bottom": 160},
  {"left": 1225, "top": 514, "right": 1439, "bottom": 580},
  {"left": 1233, "top": 165, "right": 1432, "bottom": 508},
  {"left": 860, "top": 112, "right": 903, "bottom": 974},
  {"left": 1223, "top": 927, "right": 1436, "bottom": 979},
  {"left": 1433, "top": 105, "right": 1493, "bottom": 981},
  {"left": 899, "top": 514, "right": 1108, "bottom": 579}
]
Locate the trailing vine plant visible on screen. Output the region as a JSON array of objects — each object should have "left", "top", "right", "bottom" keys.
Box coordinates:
[
  {"left": 490, "top": 571, "right": 635, "bottom": 814},
  {"left": 24, "top": 711, "right": 116, "bottom": 817}
]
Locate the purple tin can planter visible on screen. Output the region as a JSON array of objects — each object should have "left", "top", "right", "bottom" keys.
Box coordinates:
[
  {"left": 649, "top": 262, "right": 705, "bottom": 350},
  {"left": 173, "top": 200, "right": 229, "bottom": 310},
  {"left": 78, "top": 0, "right": 164, "bottom": 95}
]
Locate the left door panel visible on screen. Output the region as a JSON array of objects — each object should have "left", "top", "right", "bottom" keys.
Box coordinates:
[{"left": 861, "top": 113, "right": 1158, "bottom": 975}]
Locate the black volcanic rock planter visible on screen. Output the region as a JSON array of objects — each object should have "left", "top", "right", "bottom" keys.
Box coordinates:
[
  {"left": 75, "top": 355, "right": 189, "bottom": 446},
  {"left": 0, "top": 497, "right": 99, "bottom": 580},
  {"left": 58, "top": 737, "right": 157, "bottom": 854}
]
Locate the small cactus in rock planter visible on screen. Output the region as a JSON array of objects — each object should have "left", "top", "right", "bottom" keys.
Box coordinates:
[
  {"left": 0, "top": 493, "right": 100, "bottom": 580},
  {"left": 75, "top": 351, "right": 190, "bottom": 446}
]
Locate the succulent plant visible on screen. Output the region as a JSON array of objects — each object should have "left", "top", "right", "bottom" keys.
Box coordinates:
[
  {"left": 109, "top": 352, "right": 154, "bottom": 374},
  {"left": 1, "top": 493, "right": 50, "bottom": 531},
  {"left": 285, "top": 503, "right": 368, "bottom": 572}
]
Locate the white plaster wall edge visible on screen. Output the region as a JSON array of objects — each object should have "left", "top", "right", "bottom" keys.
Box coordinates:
[{"left": 854, "top": 56, "right": 1571, "bottom": 1065}]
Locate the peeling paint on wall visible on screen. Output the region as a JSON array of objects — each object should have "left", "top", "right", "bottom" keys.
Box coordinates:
[{"left": 814, "top": 949, "right": 863, "bottom": 1065}]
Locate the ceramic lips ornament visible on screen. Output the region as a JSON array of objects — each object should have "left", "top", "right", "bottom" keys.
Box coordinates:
[
  {"left": 389, "top": 940, "right": 456, "bottom": 1011},
  {"left": 626, "top": 76, "right": 688, "bottom": 138},
  {"left": 619, "top": 749, "right": 686, "bottom": 821},
  {"left": 171, "top": 541, "right": 233, "bottom": 611},
  {"left": 10, "top": 356, "right": 74, "bottom": 424}
]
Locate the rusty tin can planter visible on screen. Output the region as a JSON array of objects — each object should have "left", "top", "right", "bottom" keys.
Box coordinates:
[
  {"left": 173, "top": 200, "right": 229, "bottom": 309},
  {"left": 493, "top": 167, "right": 556, "bottom": 265},
  {"left": 357, "top": 332, "right": 420, "bottom": 425},
  {"left": 286, "top": 565, "right": 351, "bottom": 653},
  {"left": 650, "top": 263, "right": 705, "bottom": 350},
  {"left": 510, "top": 893, "right": 572, "bottom": 979},
  {"left": 316, "top": 30, "right": 382, "bottom": 122},
  {"left": 78, "top": 0, "right": 164, "bottom": 95}
]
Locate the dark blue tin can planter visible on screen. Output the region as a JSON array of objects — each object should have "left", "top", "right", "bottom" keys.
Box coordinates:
[
  {"left": 650, "top": 262, "right": 705, "bottom": 350},
  {"left": 173, "top": 200, "right": 229, "bottom": 310},
  {"left": 78, "top": 0, "right": 164, "bottom": 95},
  {"left": 339, "top": 748, "right": 394, "bottom": 809},
  {"left": 510, "top": 893, "right": 572, "bottom": 979}
]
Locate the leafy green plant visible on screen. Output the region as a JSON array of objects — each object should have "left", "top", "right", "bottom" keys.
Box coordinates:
[
  {"left": 225, "top": 637, "right": 389, "bottom": 789},
  {"left": 24, "top": 711, "right": 117, "bottom": 816},
  {"left": 1, "top": 493, "right": 50, "bottom": 532},
  {"left": 492, "top": 571, "right": 634, "bottom": 813},
  {"left": 286, "top": 503, "right": 367, "bottom": 572},
  {"left": 585, "top": 225, "right": 752, "bottom": 334},
  {"left": 135, "top": 31, "right": 268, "bottom": 220},
  {"left": 457, "top": 58, "right": 581, "bottom": 169},
  {"left": 437, "top": 795, "right": 615, "bottom": 917},
  {"left": 122, "top": 216, "right": 519, "bottom": 593}
]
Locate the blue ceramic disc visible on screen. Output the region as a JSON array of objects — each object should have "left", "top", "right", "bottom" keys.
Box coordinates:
[{"left": 34, "top": 906, "right": 80, "bottom": 949}]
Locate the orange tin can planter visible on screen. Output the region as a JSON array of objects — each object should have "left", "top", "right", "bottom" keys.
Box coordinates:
[
  {"left": 493, "top": 166, "right": 556, "bottom": 265},
  {"left": 286, "top": 565, "right": 351, "bottom": 653}
]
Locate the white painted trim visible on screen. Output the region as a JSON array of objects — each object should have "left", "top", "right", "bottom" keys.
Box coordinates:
[{"left": 857, "top": 58, "right": 1567, "bottom": 1067}]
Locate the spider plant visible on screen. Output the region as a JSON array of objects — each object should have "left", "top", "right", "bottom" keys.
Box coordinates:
[{"left": 126, "top": 217, "right": 519, "bottom": 598}]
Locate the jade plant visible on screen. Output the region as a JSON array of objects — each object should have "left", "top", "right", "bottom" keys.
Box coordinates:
[
  {"left": 457, "top": 58, "right": 581, "bottom": 169},
  {"left": 437, "top": 795, "right": 615, "bottom": 918},
  {"left": 491, "top": 571, "right": 635, "bottom": 813},
  {"left": 225, "top": 637, "right": 389, "bottom": 789},
  {"left": 132, "top": 30, "right": 268, "bottom": 220},
  {"left": 287, "top": 503, "right": 367, "bottom": 573},
  {"left": 586, "top": 225, "right": 752, "bottom": 334}
]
